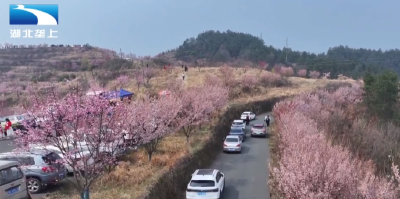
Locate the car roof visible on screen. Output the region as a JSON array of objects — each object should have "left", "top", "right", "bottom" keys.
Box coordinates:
[
  {"left": 226, "top": 135, "right": 240, "bottom": 139},
  {"left": 0, "top": 160, "right": 20, "bottom": 168},
  {"left": 233, "top": 120, "right": 244, "bottom": 122},
  {"left": 192, "top": 169, "right": 218, "bottom": 181},
  {"left": 0, "top": 150, "right": 51, "bottom": 157},
  {"left": 242, "top": 112, "right": 250, "bottom": 114},
  {"left": 253, "top": 123, "right": 265, "bottom": 127},
  {"left": 230, "top": 127, "right": 243, "bottom": 130}
]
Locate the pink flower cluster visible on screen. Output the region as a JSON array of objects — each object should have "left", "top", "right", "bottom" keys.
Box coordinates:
[
  {"left": 297, "top": 69, "right": 307, "bottom": 77},
  {"left": 271, "top": 84, "right": 400, "bottom": 198},
  {"left": 309, "top": 70, "right": 320, "bottom": 79},
  {"left": 279, "top": 66, "right": 294, "bottom": 77}
]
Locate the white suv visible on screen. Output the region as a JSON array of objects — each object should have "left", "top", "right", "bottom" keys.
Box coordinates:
[{"left": 186, "top": 169, "right": 225, "bottom": 199}]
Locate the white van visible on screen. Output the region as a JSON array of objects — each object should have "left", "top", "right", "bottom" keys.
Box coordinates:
[{"left": 0, "top": 160, "right": 30, "bottom": 199}]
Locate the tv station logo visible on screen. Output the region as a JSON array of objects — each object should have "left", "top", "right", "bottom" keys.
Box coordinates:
[{"left": 9, "top": 4, "right": 59, "bottom": 39}]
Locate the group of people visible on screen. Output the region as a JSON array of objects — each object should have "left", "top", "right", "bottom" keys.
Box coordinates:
[
  {"left": 243, "top": 114, "right": 271, "bottom": 126},
  {"left": 0, "top": 118, "right": 12, "bottom": 139}
]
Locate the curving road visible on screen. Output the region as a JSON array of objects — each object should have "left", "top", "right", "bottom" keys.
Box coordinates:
[{"left": 184, "top": 113, "right": 273, "bottom": 199}]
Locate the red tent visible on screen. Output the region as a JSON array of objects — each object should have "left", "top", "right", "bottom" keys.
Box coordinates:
[{"left": 158, "top": 90, "right": 170, "bottom": 97}]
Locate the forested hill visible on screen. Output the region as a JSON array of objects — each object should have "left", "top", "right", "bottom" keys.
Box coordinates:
[{"left": 173, "top": 30, "right": 399, "bottom": 78}]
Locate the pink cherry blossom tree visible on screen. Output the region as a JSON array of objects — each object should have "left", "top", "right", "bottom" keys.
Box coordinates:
[
  {"left": 127, "top": 95, "right": 182, "bottom": 161},
  {"left": 271, "top": 85, "right": 400, "bottom": 198},
  {"left": 258, "top": 61, "right": 268, "bottom": 72},
  {"left": 177, "top": 85, "right": 229, "bottom": 143},
  {"left": 116, "top": 75, "right": 130, "bottom": 88},
  {"left": 259, "top": 72, "right": 282, "bottom": 87},
  {"left": 133, "top": 70, "right": 145, "bottom": 90},
  {"left": 241, "top": 74, "right": 259, "bottom": 89},
  {"left": 297, "top": 69, "right": 307, "bottom": 77},
  {"left": 273, "top": 65, "right": 282, "bottom": 74},
  {"left": 142, "top": 67, "right": 158, "bottom": 85},
  {"left": 219, "top": 64, "right": 236, "bottom": 87},
  {"left": 279, "top": 66, "right": 294, "bottom": 77},
  {"left": 309, "top": 71, "right": 320, "bottom": 79},
  {"left": 14, "top": 89, "right": 131, "bottom": 199}
]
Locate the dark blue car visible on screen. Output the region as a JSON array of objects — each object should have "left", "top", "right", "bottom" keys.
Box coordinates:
[{"left": 229, "top": 127, "right": 246, "bottom": 141}]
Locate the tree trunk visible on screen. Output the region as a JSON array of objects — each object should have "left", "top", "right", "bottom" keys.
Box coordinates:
[
  {"left": 81, "top": 189, "right": 89, "bottom": 199},
  {"left": 147, "top": 152, "right": 152, "bottom": 161}
]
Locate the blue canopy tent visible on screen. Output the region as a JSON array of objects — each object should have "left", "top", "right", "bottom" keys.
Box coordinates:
[
  {"left": 102, "top": 89, "right": 134, "bottom": 101},
  {"left": 119, "top": 89, "right": 133, "bottom": 98}
]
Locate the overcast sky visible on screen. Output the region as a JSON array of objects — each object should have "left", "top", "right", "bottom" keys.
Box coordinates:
[{"left": 1, "top": 0, "right": 399, "bottom": 56}]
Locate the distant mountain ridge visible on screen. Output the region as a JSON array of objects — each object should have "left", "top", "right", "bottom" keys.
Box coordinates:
[{"left": 165, "top": 30, "right": 399, "bottom": 78}]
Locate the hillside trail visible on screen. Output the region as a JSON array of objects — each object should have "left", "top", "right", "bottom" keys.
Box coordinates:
[{"left": 177, "top": 72, "right": 188, "bottom": 84}]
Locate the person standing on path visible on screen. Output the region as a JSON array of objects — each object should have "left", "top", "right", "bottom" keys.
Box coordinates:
[
  {"left": 185, "top": 65, "right": 188, "bottom": 72},
  {"left": 245, "top": 115, "right": 250, "bottom": 125},
  {"left": 265, "top": 115, "right": 270, "bottom": 127},
  {"left": 4, "top": 118, "right": 11, "bottom": 139},
  {"left": 182, "top": 73, "right": 185, "bottom": 80}
]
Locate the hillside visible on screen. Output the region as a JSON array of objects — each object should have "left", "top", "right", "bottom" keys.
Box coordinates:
[
  {"left": 164, "top": 30, "right": 397, "bottom": 78},
  {"left": 0, "top": 43, "right": 116, "bottom": 72}
]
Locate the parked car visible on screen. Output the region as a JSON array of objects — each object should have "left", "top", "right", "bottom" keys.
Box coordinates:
[
  {"left": 186, "top": 169, "right": 225, "bottom": 199},
  {"left": 223, "top": 135, "right": 242, "bottom": 153},
  {"left": 240, "top": 111, "right": 256, "bottom": 120},
  {"left": 250, "top": 123, "right": 267, "bottom": 137},
  {"left": 231, "top": 119, "right": 246, "bottom": 130},
  {"left": 0, "top": 160, "right": 30, "bottom": 199},
  {"left": 0, "top": 151, "right": 66, "bottom": 194},
  {"left": 229, "top": 127, "right": 246, "bottom": 141},
  {"left": 30, "top": 144, "right": 90, "bottom": 174}
]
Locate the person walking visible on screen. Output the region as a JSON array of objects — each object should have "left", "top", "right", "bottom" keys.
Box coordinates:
[
  {"left": 4, "top": 118, "right": 12, "bottom": 139},
  {"left": 185, "top": 65, "right": 188, "bottom": 72},
  {"left": 265, "top": 115, "right": 271, "bottom": 127},
  {"left": 245, "top": 115, "right": 250, "bottom": 125},
  {"left": 182, "top": 73, "right": 185, "bottom": 80}
]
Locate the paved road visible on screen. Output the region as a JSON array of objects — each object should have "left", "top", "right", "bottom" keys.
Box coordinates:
[{"left": 198, "top": 113, "right": 273, "bottom": 199}]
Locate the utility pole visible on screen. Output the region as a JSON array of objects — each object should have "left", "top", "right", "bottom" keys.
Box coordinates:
[
  {"left": 120, "top": 48, "right": 122, "bottom": 58},
  {"left": 260, "top": 32, "right": 263, "bottom": 40},
  {"left": 285, "top": 37, "right": 288, "bottom": 63}
]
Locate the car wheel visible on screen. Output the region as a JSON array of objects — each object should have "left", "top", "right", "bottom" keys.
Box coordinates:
[{"left": 27, "top": 177, "right": 42, "bottom": 194}]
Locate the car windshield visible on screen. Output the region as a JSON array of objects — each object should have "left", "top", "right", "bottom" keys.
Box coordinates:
[
  {"left": 225, "top": 138, "right": 239, "bottom": 142},
  {"left": 190, "top": 180, "right": 215, "bottom": 187},
  {"left": 232, "top": 122, "right": 243, "bottom": 125},
  {"left": 0, "top": 166, "right": 24, "bottom": 186},
  {"left": 253, "top": 125, "right": 264, "bottom": 129},
  {"left": 230, "top": 129, "right": 242, "bottom": 133}
]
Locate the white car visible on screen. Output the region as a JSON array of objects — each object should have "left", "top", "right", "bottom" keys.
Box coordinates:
[
  {"left": 231, "top": 119, "right": 246, "bottom": 130},
  {"left": 223, "top": 135, "right": 242, "bottom": 153},
  {"left": 240, "top": 111, "right": 256, "bottom": 120},
  {"left": 186, "top": 169, "right": 225, "bottom": 199}
]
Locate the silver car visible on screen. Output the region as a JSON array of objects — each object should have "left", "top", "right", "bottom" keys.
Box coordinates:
[
  {"left": 250, "top": 123, "right": 267, "bottom": 137},
  {"left": 223, "top": 135, "right": 242, "bottom": 153},
  {"left": 0, "top": 151, "right": 66, "bottom": 194},
  {"left": 231, "top": 120, "right": 246, "bottom": 130}
]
